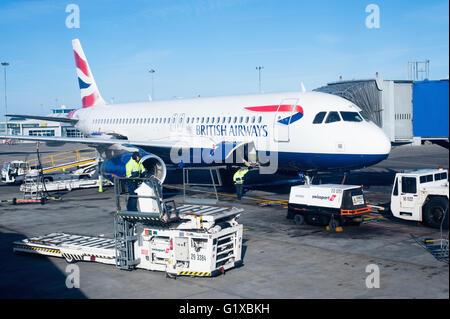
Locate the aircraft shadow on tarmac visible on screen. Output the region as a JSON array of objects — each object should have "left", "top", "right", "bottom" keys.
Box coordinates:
[
  {"left": 162, "top": 167, "right": 399, "bottom": 197},
  {"left": 0, "top": 231, "right": 87, "bottom": 299}
]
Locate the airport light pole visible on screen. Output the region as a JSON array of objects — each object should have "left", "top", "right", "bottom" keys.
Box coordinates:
[
  {"left": 256, "top": 66, "right": 264, "bottom": 93},
  {"left": 149, "top": 69, "right": 155, "bottom": 100},
  {"left": 1, "top": 62, "right": 9, "bottom": 134}
]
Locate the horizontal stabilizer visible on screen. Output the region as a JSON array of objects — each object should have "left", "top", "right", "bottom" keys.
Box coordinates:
[{"left": 6, "top": 114, "right": 78, "bottom": 124}]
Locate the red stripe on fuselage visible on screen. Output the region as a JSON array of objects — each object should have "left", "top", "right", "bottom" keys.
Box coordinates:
[
  {"left": 245, "top": 105, "right": 303, "bottom": 113},
  {"left": 73, "top": 50, "right": 90, "bottom": 77}
]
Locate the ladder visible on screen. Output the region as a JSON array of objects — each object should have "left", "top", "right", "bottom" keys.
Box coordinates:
[
  {"left": 114, "top": 215, "right": 140, "bottom": 270},
  {"left": 113, "top": 176, "right": 181, "bottom": 270},
  {"left": 22, "top": 176, "right": 45, "bottom": 200},
  {"left": 182, "top": 166, "right": 226, "bottom": 205}
]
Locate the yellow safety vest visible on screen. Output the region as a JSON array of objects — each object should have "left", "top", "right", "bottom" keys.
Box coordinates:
[
  {"left": 126, "top": 158, "right": 145, "bottom": 178},
  {"left": 233, "top": 168, "right": 248, "bottom": 184}
]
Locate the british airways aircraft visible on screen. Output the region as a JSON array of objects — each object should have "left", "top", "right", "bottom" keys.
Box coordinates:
[{"left": 2, "top": 39, "right": 391, "bottom": 182}]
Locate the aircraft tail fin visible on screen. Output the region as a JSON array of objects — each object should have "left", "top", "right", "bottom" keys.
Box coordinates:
[{"left": 72, "top": 39, "right": 106, "bottom": 108}]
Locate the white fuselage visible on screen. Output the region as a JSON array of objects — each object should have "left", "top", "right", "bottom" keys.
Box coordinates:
[{"left": 71, "top": 91, "right": 391, "bottom": 171}]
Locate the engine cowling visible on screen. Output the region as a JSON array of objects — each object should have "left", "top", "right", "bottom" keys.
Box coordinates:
[{"left": 101, "top": 152, "right": 167, "bottom": 183}]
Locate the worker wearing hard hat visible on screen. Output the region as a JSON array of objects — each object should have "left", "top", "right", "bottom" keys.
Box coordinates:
[{"left": 126, "top": 152, "right": 145, "bottom": 211}]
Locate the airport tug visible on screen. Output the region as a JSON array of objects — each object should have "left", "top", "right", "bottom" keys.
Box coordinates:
[
  {"left": 287, "top": 184, "right": 371, "bottom": 230},
  {"left": 13, "top": 177, "right": 244, "bottom": 277}
]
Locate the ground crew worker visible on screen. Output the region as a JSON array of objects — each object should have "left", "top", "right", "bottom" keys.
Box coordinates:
[
  {"left": 233, "top": 166, "right": 249, "bottom": 200},
  {"left": 126, "top": 152, "right": 145, "bottom": 211}
]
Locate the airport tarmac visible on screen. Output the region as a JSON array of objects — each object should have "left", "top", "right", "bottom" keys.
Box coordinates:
[{"left": 0, "top": 143, "right": 448, "bottom": 299}]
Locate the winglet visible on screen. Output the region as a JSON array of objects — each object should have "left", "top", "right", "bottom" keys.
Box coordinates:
[{"left": 72, "top": 39, "right": 106, "bottom": 108}]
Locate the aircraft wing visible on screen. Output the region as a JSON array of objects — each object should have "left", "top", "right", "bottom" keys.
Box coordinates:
[
  {"left": 0, "top": 134, "right": 173, "bottom": 149},
  {"left": 6, "top": 114, "right": 78, "bottom": 124}
]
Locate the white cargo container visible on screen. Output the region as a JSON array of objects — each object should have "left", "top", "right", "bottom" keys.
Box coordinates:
[{"left": 288, "top": 184, "right": 370, "bottom": 227}]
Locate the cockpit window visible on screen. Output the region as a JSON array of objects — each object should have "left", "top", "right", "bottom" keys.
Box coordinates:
[
  {"left": 340, "top": 112, "right": 363, "bottom": 122},
  {"left": 313, "top": 112, "right": 327, "bottom": 124},
  {"left": 359, "top": 111, "right": 371, "bottom": 122},
  {"left": 325, "top": 111, "right": 341, "bottom": 123}
]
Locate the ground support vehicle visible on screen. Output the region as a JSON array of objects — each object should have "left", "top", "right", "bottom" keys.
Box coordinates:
[
  {"left": 287, "top": 184, "right": 371, "bottom": 230},
  {"left": 390, "top": 168, "right": 448, "bottom": 229},
  {"left": 13, "top": 177, "right": 244, "bottom": 277}
]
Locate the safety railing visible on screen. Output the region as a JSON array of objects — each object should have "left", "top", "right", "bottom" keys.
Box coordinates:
[
  {"left": 113, "top": 176, "right": 179, "bottom": 222},
  {"left": 25, "top": 147, "right": 97, "bottom": 171}
]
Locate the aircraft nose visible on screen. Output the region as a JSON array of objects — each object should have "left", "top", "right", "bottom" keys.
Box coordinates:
[
  {"left": 370, "top": 126, "right": 391, "bottom": 159},
  {"left": 378, "top": 129, "right": 391, "bottom": 156}
]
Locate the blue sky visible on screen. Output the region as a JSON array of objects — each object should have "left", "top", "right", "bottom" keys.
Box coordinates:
[{"left": 0, "top": 0, "right": 448, "bottom": 115}]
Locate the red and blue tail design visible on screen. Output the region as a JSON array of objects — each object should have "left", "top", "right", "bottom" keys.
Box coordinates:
[{"left": 72, "top": 39, "right": 106, "bottom": 108}]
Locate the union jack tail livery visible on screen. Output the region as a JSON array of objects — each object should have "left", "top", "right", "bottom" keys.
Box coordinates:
[{"left": 72, "top": 39, "right": 106, "bottom": 108}]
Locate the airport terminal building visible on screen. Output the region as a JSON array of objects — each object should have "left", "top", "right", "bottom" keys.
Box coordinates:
[{"left": 0, "top": 105, "right": 83, "bottom": 139}]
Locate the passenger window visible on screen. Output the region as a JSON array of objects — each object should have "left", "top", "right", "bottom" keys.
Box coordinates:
[
  {"left": 239, "top": 116, "right": 243, "bottom": 123},
  {"left": 245, "top": 116, "right": 249, "bottom": 123},
  {"left": 401, "top": 177, "right": 417, "bottom": 194},
  {"left": 258, "top": 116, "right": 262, "bottom": 123},
  {"left": 325, "top": 112, "right": 341, "bottom": 123},
  {"left": 313, "top": 112, "right": 326, "bottom": 124}
]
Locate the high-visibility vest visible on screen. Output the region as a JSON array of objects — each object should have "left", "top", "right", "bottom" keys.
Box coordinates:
[
  {"left": 126, "top": 158, "right": 145, "bottom": 178},
  {"left": 233, "top": 168, "right": 248, "bottom": 184}
]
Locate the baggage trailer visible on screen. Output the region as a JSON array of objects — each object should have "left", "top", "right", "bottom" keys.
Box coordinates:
[
  {"left": 13, "top": 177, "right": 244, "bottom": 277},
  {"left": 287, "top": 184, "right": 371, "bottom": 229}
]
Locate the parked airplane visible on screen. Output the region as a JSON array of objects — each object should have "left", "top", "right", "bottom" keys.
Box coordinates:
[{"left": 2, "top": 39, "right": 391, "bottom": 183}]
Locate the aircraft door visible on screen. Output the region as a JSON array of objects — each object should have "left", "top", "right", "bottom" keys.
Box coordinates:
[
  {"left": 273, "top": 98, "right": 298, "bottom": 142},
  {"left": 399, "top": 176, "right": 419, "bottom": 209}
]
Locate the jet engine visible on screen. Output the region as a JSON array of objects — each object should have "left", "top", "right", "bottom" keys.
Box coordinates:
[{"left": 101, "top": 152, "right": 167, "bottom": 183}]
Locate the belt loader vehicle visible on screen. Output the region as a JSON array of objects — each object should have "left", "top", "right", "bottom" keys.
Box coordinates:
[
  {"left": 287, "top": 184, "right": 371, "bottom": 229},
  {"left": 13, "top": 177, "right": 244, "bottom": 277},
  {"left": 390, "top": 168, "right": 448, "bottom": 229}
]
